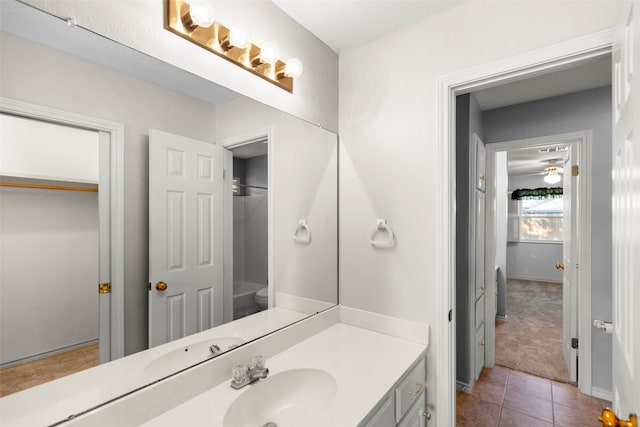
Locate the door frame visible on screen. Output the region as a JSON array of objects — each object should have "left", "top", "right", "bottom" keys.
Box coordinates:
[
  {"left": 218, "top": 127, "right": 274, "bottom": 323},
  {"left": 0, "top": 97, "right": 125, "bottom": 362},
  {"left": 435, "top": 29, "right": 614, "bottom": 426},
  {"left": 484, "top": 132, "right": 592, "bottom": 388}
]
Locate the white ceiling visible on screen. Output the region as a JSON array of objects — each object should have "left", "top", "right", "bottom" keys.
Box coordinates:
[
  {"left": 271, "top": 0, "right": 463, "bottom": 54},
  {"left": 473, "top": 55, "right": 612, "bottom": 111}
]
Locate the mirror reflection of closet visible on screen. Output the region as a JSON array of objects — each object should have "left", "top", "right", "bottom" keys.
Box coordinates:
[{"left": 230, "top": 141, "right": 269, "bottom": 319}]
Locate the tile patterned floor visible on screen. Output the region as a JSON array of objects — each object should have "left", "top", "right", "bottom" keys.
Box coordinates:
[
  {"left": 496, "top": 279, "right": 569, "bottom": 382},
  {"left": 457, "top": 366, "right": 611, "bottom": 426}
]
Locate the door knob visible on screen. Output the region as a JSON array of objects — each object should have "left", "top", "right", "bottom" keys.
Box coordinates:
[
  {"left": 155, "top": 281, "right": 168, "bottom": 291},
  {"left": 598, "top": 408, "right": 637, "bottom": 427},
  {"left": 556, "top": 263, "right": 565, "bottom": 270}
]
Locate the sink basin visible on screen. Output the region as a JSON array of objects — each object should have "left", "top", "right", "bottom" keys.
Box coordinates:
[
  {"left": 144, "top": 337, "right": 244, "bottom": 378},
  {"left": 223, "top": 368, "right": 337, "bottom": 427}
]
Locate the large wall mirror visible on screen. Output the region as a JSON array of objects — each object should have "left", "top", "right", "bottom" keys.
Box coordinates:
[{"left": 0, "top": 0, "right": 337, "bottom": 422}]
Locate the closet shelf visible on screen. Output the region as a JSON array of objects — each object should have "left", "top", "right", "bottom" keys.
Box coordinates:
[{"left": 0, "top": 182, "right": 98, "bottom": 193}]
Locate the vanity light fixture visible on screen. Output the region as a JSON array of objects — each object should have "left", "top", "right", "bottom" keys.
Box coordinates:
[{"left": 165, "top": 0, "right": 303, "bottom": 93}]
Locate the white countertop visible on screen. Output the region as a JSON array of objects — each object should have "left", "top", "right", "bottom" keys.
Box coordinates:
[
  {"left": 141, "top": 322, "right": 427, "bottom": 427},
  {"left": 0, "top": 308, "right": 308, "bottom": 427}
]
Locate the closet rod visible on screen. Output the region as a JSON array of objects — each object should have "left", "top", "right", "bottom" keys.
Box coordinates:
[
  {"left": 236, "top": 183, "right": 268, "bottom": 190},
  {"left": 0, "top": 182, "right": 98, "bottom": 193}
]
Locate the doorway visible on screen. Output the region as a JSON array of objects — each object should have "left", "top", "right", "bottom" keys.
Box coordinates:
[
  {"left": 435, "top": 29, "right": 616, "bottom": 425},
  {"left": 229, "top": 141, "right": 269, "bottom": 320},
  {"left": 0, "top": 103, "right": 125, "bottom": 395},
  {"left": 0, "top": 98, "right": 125, "bottom": 372},
  {"left": 487, "top": 133, "right": 591, "bottom": 387}
]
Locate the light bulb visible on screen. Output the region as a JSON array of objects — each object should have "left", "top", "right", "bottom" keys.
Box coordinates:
[
  {"left": 544, "top": 172, "right": 562, "bottom": 184},
  {"left": 229, "top": 28, "right": 249, "bottom": 49},
  {"left": 260, "top": 42, "right": 279, "bottom": 65},
  {"left": 284, "top": 58, "right": 303, "bottom": 78},
  {"left": 189, "top": 1, "right": 214, "bottom": 28}
]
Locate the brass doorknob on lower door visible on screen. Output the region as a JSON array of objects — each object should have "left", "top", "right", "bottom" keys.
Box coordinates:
[
  {"left": 556, "top": 263, "right": 565, "bottom": 270},
  {"left": 598, "top": 408, "right": 637, "bottom": 427},
  {"left": 155, "top": 281, "right": 168, "bottom": 291}
]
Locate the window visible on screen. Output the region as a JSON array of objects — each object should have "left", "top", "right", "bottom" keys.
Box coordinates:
[{"left": 508, "top": 193, "right": 564, "bottom": 242}]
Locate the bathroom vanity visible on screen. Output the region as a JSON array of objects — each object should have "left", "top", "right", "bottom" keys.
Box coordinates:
[{"left": 3, "top": 306, "right": 429, "bottom": 426}]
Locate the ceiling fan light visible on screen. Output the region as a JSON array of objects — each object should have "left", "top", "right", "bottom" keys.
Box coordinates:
[{"left": 544, "top": 172, "right": 562, "bottom": 184}]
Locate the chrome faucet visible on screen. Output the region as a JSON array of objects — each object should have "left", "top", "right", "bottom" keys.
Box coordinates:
[
  {"left": 230, "top": 355, "right": 269, "bottom": 389},
  {"left": 209, "top": 343, "right": 222, "bottom": 357}
]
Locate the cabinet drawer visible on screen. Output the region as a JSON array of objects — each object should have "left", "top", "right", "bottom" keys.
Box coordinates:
[
  {"left": 398, "top": 391, "right": 427, "bottom": 427},
  {"left": 363, "top": 395, "right": 394, "bottom": 427},
  {"left": 475, "top": 293, "right": 485, "bottom": 329},
  {"left": 394, "top": 358, "right": 426, "bottom": 423}
]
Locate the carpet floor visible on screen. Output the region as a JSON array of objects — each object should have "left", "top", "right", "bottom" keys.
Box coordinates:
[
  {"left": 495, "top": 279, "right": 570, "bottom": 383},
  {"left": 0, "top": 342, "right": 99, "bottom": 397}
]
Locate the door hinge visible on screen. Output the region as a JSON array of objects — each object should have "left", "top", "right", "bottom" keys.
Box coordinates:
[
  {"left": 98, "top": 282, "right": 111, "bottom": 294},
  {"left": 448, "top": 309, "right": 453, "bottom": 322},
  {"left": 572, "top": 165, "right": 579, "bottom": 176},
  {"left": 571, "top": 338, "right": 579, "bottom": 349},
  {"left": 147, "top": 282, "right": 152, "bottom": 291},
  {"left": 223, "top": 168, "right": 226, "bottom": 179}
]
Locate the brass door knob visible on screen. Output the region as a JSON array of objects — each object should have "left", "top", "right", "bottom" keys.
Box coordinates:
[
  {"left": 556, "top": 263, "right": 565, "bottom": 270},
  {"left": 598, "top": 408, "right": 637, "bottom": 427},
  {"left": 155, "top": 281, "right": 168, "bottom": 291}
]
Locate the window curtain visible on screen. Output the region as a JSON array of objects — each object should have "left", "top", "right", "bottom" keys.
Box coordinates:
[{"left": 510, "top": 187, "right": 563, "bottom": 200}]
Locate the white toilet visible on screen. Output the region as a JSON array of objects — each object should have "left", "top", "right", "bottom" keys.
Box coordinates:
[{"left": 254, "top": 287, "right": 268, "bottom": 310}]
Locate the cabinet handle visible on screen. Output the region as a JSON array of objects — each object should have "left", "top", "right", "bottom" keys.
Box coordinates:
[
  {"left": 423, "top": 411, "right": 432, "bottom": 420},
  {"left": 479, "top": 285, "right": 485, "bottom": 291},
  {"left": 409, "top": 382, "right": 423, "bottom": 396},
  {"left": 479, "top": 341, "right": 485, "bottom": 346}
]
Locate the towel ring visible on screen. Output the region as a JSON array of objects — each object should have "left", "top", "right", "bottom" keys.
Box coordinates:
[
  {"left": 293, "top": 219, "right": 311, "bottom": 244},
  {"left": 368, "top": 219, "right": 395, "bottom": 248}
]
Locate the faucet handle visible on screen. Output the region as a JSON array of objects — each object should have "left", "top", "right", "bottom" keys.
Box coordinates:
[
  {"left": 232, "top": 365, "right": 248, "bottom": 384},
  {"left": 251, "top": 355, "right": 266, "bottom": 369}
]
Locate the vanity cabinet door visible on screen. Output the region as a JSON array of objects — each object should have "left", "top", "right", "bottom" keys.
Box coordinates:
[
  {"left": 475, "top": 325, "right": 485, "bottom": 380},
  {"left": 397, "top": 392, "right": 427, "bottom": 427},
  {"left": 363, "top": 395, "right": 394, "bottom": 427}
]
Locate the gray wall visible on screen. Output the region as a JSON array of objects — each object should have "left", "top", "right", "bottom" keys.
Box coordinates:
[
  {"left": 0, "top": 185, "right": 98, "bottom": 364},
  {"left": 1, "top": 33, "right": 219, "bottom": 355},
  {"left": 483, "top": 86, "right": 613, "bottom": 392},
  {"left": 455, "top": 93, "right": 484, "bottom": 386}
]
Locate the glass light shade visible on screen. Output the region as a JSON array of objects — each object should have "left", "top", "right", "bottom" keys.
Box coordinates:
[
  {"left": 189, "top": 1, "right": 215, "bottom": 28},
  {"left": 260, "top": 42, "right": 279, "bottom": 65},
  {"left": 544, "top": 172, "right": 562, "bottom": 184},
  {"left": 229, "top": 28, "right": 249, "bottom": 49},
  {"left": 284, "top": 58, "right": 303, "bottom": 78}
]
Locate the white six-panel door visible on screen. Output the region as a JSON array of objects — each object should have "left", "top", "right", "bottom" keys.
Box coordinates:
[
  {"left": 612, "top": 1, "right": 640, "bottom": 417},
  {"left": 148, "top": 129, "right": 225, "bottom": 348},
  {"left": 561, "top": 145, "right": 578, "bottom": 383}
]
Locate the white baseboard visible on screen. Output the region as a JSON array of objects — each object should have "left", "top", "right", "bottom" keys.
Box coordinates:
[
  {"left": 591, "top": 386, "right": 612, "bottom": 402},
  {"left": 506, "top": 275, "right": 562, "bottom": 284},
  {"left": 456, "top": 380, "right": 472, "bottom": 393}
]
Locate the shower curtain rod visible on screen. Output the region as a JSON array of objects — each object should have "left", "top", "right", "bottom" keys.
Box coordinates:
[
  {"left": 0, "top": 182, "right": 98, "bottom": 193},
  {"left": 236, "top": 183, "right": 268, "bottom": 190}
]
